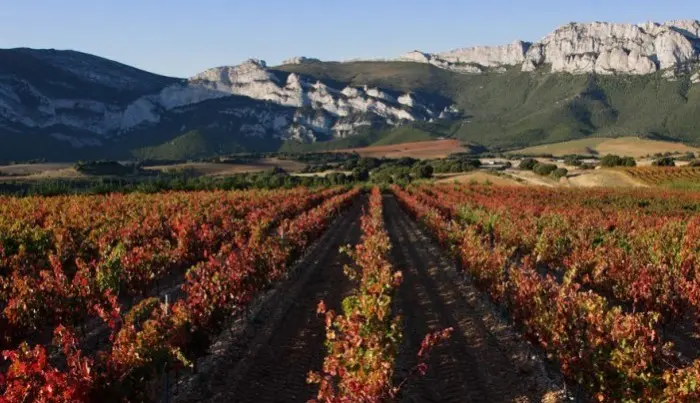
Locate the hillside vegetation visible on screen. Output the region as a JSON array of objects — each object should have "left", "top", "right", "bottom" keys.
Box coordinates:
[{"left": 277, "top": 62, "right": 700, "bottom": 151}]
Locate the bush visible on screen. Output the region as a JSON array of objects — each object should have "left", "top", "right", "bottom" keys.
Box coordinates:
[
  {"left": 600, "top": 154, "right": 622, "bottom": 167},
  {"left": 600, "top": 154, "right": 636, "bottom": 167},
  {"left": 680, "top": 152, "right": 696, "bottom": 161},
  {"left": 412, "top": 164, "right": 434, "bottom": 179},
  {"left": 621, "top": 157, "right": 637, "bottom": 167},
  {"left": 688, "top": 160, "right": 700, "bottom": 167},
  {"left": 564, "top": 156, "right": 582, "bottom": 167},
  {"left": 652, "top": 157, "right": 676, "bottom": 167},
  {"left": 551, "top": 168, "right": 568, "bottom": 180},
  {"left": 351, "top": 168, "right": 370, "bottom": 182},
  {"left": 519, "top": 158, "right": 538, "bottom": 170},
  {"left": 533, "top": 163, "right": 557, "bottom": 176}
]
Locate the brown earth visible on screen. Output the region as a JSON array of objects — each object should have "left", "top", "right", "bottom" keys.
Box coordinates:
[
  {"left": 384, "top": 195, "right": 564, "bottom": 403},
  {"left": 336, "top": 139, "right": 467, "bottom": 159},
  {"left": 173, "top": 192, "right": 566, "bottom": 403},
  {"left": 144, "top": 158, "right": 306, "bottom": 176},
  {"left": 435, "top": 171, "right": 524, "bottom": 186},
  {"left": 175, "top": 196, "right": 365, "bottom": 403}
]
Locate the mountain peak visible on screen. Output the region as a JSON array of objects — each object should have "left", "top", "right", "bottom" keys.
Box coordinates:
[{"left": 398, "top": 19, "right": 700, "bottom": 76}]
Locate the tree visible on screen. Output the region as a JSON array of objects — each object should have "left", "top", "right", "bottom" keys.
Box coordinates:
[
  {"left": 652, "top": 157, "right": 676, "bottom": 167},
  {"left": 395, "top": 172, "right": 412, "bottom": 185},
  {"left": 519, "top": 158, "right": 538, "bottom": 170},
  {"left": 564, "top": 156, "right": 582, "bottom": 167},
  {"left": 351, "top": 168, "right": 370, "bottom": 182},
  {"left": 327, "top": 173, "right": 348, "bottom": 186},
  {"left": 533, "top": 163, "right": 557, "bottom": 176},
  {"left": 358, "top": 157, "right": 380, "bottom": 170},
  {"left": 413, "top": 164, "right": 434, "bottom": 179},
  {"left": 621, "top": 157, "right": 637, "bottom": 167},
  {"left": 600, "top": 154, "right": 622, "bottom": 167},
  {"left": 551, "top": 168, "right": 568, "bottom": 180}
]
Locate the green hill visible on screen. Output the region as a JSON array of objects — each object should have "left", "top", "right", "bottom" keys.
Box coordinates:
[{"left": 276, "top": 62, "right": 700, "bottom": 151}]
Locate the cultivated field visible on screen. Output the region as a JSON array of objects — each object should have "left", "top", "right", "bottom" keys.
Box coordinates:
[
  {"left": 624, "top": 166, "right": 700, "bottom": 185},
  {"left": 511, "top": 137, "right": 700, "bottom": 158},
  {"left": 1, "top": 185, "right": 700, "bottom": 402},
  {"left": 0, "top": 163, "right": 82, "bottom": 180},
  {"left": 335, "top": 139, "right": 468, "bottom": 159},
  {"left": 143, "top": 158, "right": 307, "bottom": 176}
]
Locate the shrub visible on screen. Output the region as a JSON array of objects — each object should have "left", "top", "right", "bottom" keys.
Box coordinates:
[
  {"left": 551, "top": 168, "right": 568, "bottom": 180},
  {"left": 621, "top": 157, "right": 637, "bottom": 167},
  {"left": 519, "top": 158, "right": 538, "bottom": 170},
  {"left": 600, "top": 154, "right": 622, "bottom": 167},
  {"left": 652, "top": 157, "right": 676, "bottom": 167},
  {"left": 564, "top": 156, "right": 582, "bottom": 167},
  {"left": 412, "top": 164, "right": 434, "bottom": 179},
  {"left": 688, "top": 160, "right": 700, "bottom": 167},
  {"left": 533, "top": 163, "right": 557, "bottom": 176},
  {"left": 351, "top": 168, "right": 370, "bottom": 182},
  {"left": 679, "top": 152, "right": 696, "bottom": 161},
  {"left": 600, "top": 154, "right": 636, "bottom": 167}
]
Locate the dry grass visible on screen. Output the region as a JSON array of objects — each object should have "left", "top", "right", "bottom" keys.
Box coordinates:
[
  {"left": 0, "top": 163, "right": 74, "bottom": 176},
  {"left": 435, "top": 171, "right": 523, "bottom": 186},
  {"left": 335, "top": 139, "right": 467, "bottom": 159},
  {"left": 144, "top": 158, "right": 306, "bottom": 176},
  {"left": 510, "top": 137, "right": 700, "bottom": 158},
  {"left": 0, "top": 163, "right": 85, "bottom": 181},
  {"left": 504, "top": 170, "right": 559, "bottom": 187},
  {"left": 566, "top": 169, "right": 647, "bottom": 188}
]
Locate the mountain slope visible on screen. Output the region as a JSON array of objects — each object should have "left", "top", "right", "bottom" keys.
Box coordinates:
[
  {"left": 1, "top": 19, "right": 700, "bottom": 162},
  {"left": 278, "top": 61, "right": 700, "bottom": 150},
  {"left": 0, "top": 51, "right": 453, "bottom": 162}
]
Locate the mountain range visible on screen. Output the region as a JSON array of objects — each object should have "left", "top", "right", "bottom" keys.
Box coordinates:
[{"left": 1, "top": 19, "right": 700, "bottom": 162}]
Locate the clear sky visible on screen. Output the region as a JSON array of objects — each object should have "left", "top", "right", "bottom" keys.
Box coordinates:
[{"left": 0, "top": 1, "right": 697, "bottom": 78}]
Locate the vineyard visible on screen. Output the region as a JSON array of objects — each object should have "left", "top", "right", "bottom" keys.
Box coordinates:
[
  {"left": 1, "top": 184, "right": 699, "bottom": 402},
  {"left": 625, "top": 166, "right": 700, "bottom": 185}
]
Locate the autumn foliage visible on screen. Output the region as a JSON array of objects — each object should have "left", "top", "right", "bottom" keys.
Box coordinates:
[
  {"left": 0, "top": 187, "right": 360, "bottom": 401},
  {"left": 392, "top": 184, "right": 700, "bottom": 401}
]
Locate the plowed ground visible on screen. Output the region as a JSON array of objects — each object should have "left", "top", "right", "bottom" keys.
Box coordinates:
[{"left": 176, "top": 194, "right": 563, "bottom": 403}]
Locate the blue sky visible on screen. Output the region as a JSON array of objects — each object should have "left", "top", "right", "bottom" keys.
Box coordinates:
[{"left": 0, "top": 1, "right": 697, "bottom": 77}]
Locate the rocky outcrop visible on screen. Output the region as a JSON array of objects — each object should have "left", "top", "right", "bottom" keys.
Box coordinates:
[
  {"left": 281, "top": 56, "right": 321, "bottom": 65},
  {"left": 0, "top": 51, "right": 455, "bottom": 149},
  {"left": 436, "top": 41, "right": 529, "bottom": 67},
  {"left": 185, "top": 59, "right": 452, "bottom": 138},
  {"left": 399, "top": 20, "right": 700, "bottom": 77},
  {"left": 691, "top": 71, "right": 700, "bottom": 83}
]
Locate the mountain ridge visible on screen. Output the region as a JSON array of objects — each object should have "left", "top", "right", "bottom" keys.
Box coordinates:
[{"left": 1, "top": 19, "right": 700, "bottom": 162}]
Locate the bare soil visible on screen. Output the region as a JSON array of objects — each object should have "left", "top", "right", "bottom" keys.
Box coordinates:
[
  {"left": 173, "top": 193, "right": 567, "bottom": 403},
  {"left": 335, "top": 139, "right": 467, "bottom": 159},
  {"left": 510, "top": 137, "right": 700, "bottom": 158},
  {"left": 384, "top": 195, "right": 565, "bottom": 403},
  {"left": 175, "top": 196, "right": 365, "bottom": 402},
  {"left": 144, "top": 158, "right": 306, "bottom": 176},
  {"left": 435, "top": 171, "right": 524, "bottom": 186}
]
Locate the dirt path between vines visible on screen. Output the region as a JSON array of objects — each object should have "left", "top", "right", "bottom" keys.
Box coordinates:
[
  {"left": 385, "top": 195, "right": 565, "bottom": 403},
  {"left": 178, "top": 195, "right": 365, "bottom": 403}
]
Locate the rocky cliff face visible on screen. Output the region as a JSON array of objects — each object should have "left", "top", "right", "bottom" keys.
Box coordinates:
[
  {"left": 190, "top": 59, "right": 453, "bottom": 138},
  {"left": 399, "top": 20, "right": 700, "bottom": 76},
  {"left": 0, "top": 51, "right": 455, "bottom": 151}
]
